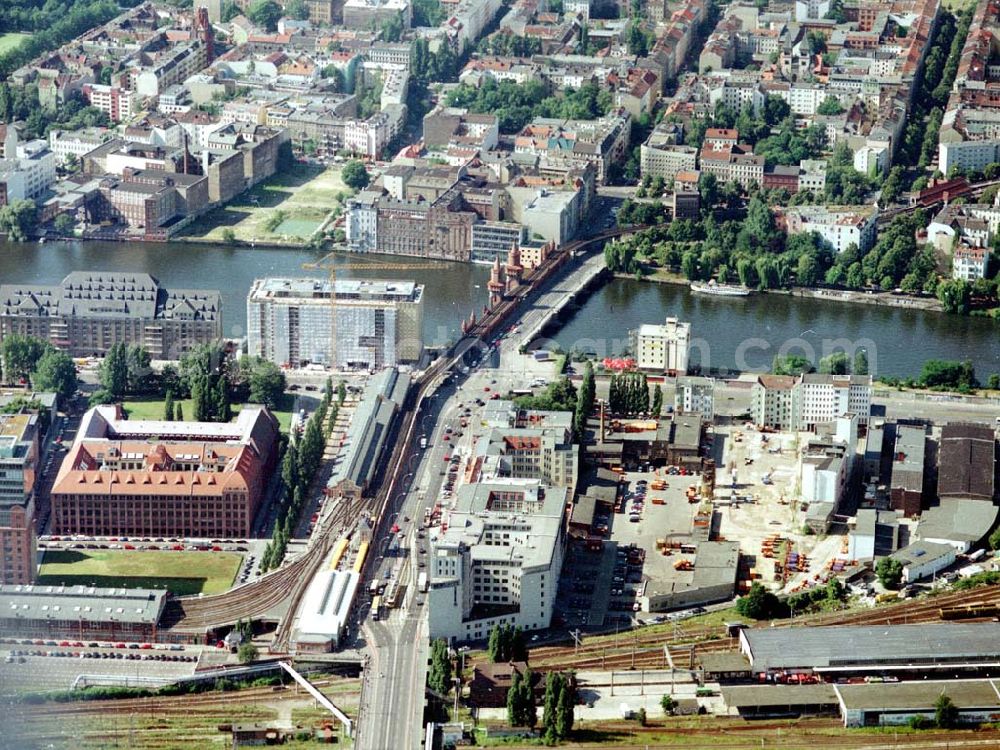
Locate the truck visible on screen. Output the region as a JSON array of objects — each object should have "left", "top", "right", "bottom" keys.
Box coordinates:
[{"left": 418, "top": 571, "right": 429, "bottom": 593}]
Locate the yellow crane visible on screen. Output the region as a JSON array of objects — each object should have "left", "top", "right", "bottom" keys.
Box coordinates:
[{"left": 300, "top": 251, "right": 440, "bottom": 369}]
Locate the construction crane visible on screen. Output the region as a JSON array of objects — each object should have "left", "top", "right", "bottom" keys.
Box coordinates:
[{"left": 300, "top": 251, "right": 440, "bottom": 370}]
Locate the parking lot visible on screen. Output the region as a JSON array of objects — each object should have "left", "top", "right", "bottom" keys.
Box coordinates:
[{"left": 0, "top": 645, "right": 198, "bottom": 695}]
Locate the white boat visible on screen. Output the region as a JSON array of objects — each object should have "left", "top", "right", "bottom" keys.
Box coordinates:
[{"left": 690, "top": 280, "right": 752, "bottom": 297}]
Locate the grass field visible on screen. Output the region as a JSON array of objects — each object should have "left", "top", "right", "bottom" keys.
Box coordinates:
[
  {"left": 37, "top": 549, "right": 242, "bottom": 596},
  {"left": 180, "top": 164, "right": 349, "bottom": 245},
  {"left": 122, "top": 394, "right": 296, "bottom": 433},
  {"left": 0, "top": 33, "right": 31, "bottom": 55}
]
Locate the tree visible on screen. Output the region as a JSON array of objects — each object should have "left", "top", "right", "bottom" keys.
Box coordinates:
[
  {"left": 221, "top": 227, "right": 236, "bottom": 245},
  {"left": 555, "top": 678, "right": 575, "bottom": 738},
  {"left": 247, "top": 358, "right": 286, "bottom": 409},
  {"left": 100, "top": 343, "right": 130, "bottom": 400},
  {"left": 163, "top": 391, "right": 175, "bottom": 421},
  {"left": 31, "top": 348, "right": 77, "bottom": 401},
  {"left": 574, "top": 361, "right": 595, "bottom": 439},
  {"left": 428, "top": 638, "right": 452, "bottom": 695},
  {"left": 660, "top": 694, "right": 676, "bottom": 715},
  {"left": 735, "top": 582, "right": 782, "bottom": 619},
  {"left": 1, "top": 334, "right": 48, "bottom": 383},
  {"left": 636, "top": 707, "right": 647, "bottom": 726},
  {"left": 876, "top": 557, "right": 904, "bottom": 590},
  {"left": 507, "top": 670, "right": 525, "bottom": 726},
  {"left": 337, "top": 380, "right": 347, "bottom": 403},
  {"left": 246, "top": 0, "right": 282, "bottom": 31},
  {"left": 282, "top": 443, "right": 299, "bottom": 493},
  {"left": 772, "top": 354, "right": 815, "bottom": 376},
  {"left": 935, "top": 694, "right": 958, "bottom": 728},
  {"left": 53, "top": 213, "right": 75, "bottom": 235},
  {"left": 818, "top": 352, "right": 850, "bottom": 375},
  {"left": 190, "top": 375, "right": 206, "bottom": 422},
  {"left": 0, "top": 199, "right": 37, "bottom": 242},
  {"left": 987, "top": 374, "right": 1000, "bottom": 390},
  {"left": 937, "top": 278, "right": 972, "bottom": 314},
  {"left": 651, "top": 384, "right": 663, "bottom": 416},
  {"left": 175, "top": 402, "right": 184, "bottom": 421},
  {"left": 989, "top": 528, "right": 1000, "bottom": 551},
  {"left": 854, "top": 349, "right": 870, "bottom": 376},
  {"left": 817, "top": 96, "right": 844, "bottom": 115},
  {"left": 342, "top": 159, "right": 370, "bottom": 190},
  {"left": 215, "top": 376, "right": 232, "bottom": 422},
  {"left": 237, "top": 642, "right": 259, "bottom": 664},
  {"left": 918, "top": 359, "right": 977, "bottom": 390},
  {"left": 285, "top": 0, "right": 310, "bottom": 19}
]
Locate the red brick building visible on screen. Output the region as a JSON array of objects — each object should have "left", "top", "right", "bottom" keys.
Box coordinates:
[{"left": 51, "top": 404, "right": 279, "bottom": 538}]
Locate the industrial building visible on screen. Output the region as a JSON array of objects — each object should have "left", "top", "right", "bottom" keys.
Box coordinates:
[
  {"left": 631, "top": 317, "right": 690, "bottom": 375},
  {"left": 937, "top": 423, "right": 996, "bottom": 502},
  {"left": 50, "top": 404, "right": 280, "bottom": 538},
  {"left": 427, "top": 479, "right": 567, "bottom": 643},
  {"left": 246, "top": 277, "right": 424, "bottom": 370},
  {"left": 0, "top": 585, "right": 167, "bottom": 643},
  {"left": 740, "top": 622, "right": 1000, "bottom": 678},
  {"left": 0, "top": 272, "right": 222, "bottom": 359},
  {"left": 0, "top": 412, "right": 40, "bottom": 585}
]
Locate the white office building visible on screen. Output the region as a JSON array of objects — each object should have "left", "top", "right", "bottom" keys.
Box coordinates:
[
  {"left": 246, "top": 277, "right": 424, "bottom": 370},
  {"left": 675, "top": 376, "right": 715, "bottom": 419},
  {"left": 427, "top": 479, "right": 566, "bottom": 643},
  {"left": 632, "top": 317, "right": 690, "bottom": 375}
]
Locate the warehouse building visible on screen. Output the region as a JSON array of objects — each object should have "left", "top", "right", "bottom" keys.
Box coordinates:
[
  {"left": 937, "top": 423, "right": 996, "bottom": 502},
  {"left": 722, "top": 678, "right": 1000, "bottom": 726},
  {"left": 0, "top": 584, "right": 166, "bottom": 643},
  {"left": 740, "top": 622, "right": 1000, "bottom": 678},
  {"left": 246, "top": 277, "right": 424, "bottom": 370},
  {"left": 0, "top": 272, "right": 222, "bottom": 359}
]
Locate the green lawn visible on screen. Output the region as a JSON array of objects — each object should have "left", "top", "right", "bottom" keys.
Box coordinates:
[
  {"left": 122, "top": 394, "right": 296, "bottom": 433},
  {"left": 0, "top": 33, "right": 31, "bottom": 55},
  {"left": 179, "top": 164, "right": 350, "bottom": 244},
  {"left": 37, "top": 549, "right": 242, "bottom": 596}
]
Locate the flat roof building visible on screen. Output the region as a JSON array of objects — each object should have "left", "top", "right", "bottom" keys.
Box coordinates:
[
  {"left": 428, "top": 479, "right": 567, "bottom": 644},
  {"left": 741, "top": 622, "right": 1000, "bottom": 676},
  {"left": 938, "top": 423, "right": 996, "bottom": 502},
  {"left": 246, "top": 277, "right": 424, "bottom": 370},
  {"left": 51, "top": 404, "right": 279, "bottom": 539},
  {"left": 631, "top": 317, "right": 690, "bottom": 375},
  {"left": 0, "top": 584, "right": 166, "bottom": 642},
  {"left": 0, "top": 272, "right": 221, "bottom": 359}
]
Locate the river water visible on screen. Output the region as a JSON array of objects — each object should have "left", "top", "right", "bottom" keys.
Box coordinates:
[
  {"left": 0, "top": 240, "right": 490, "bottom": 348},
  {"left": 546, "top": 278, "right": 1000, "bottom": 379},
  {"left": 0, "top": 240, "right": 996, "bottom": 378}
]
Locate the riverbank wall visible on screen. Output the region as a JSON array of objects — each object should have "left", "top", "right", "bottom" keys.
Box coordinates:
[{"left": 615, "top": 271, "right": 944, "bottom": 312}]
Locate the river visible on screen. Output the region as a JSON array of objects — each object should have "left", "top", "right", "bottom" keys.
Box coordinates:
[
  {"left": 545, "top": 278, "right": 1000, "bottom": 379},
  {"left": 0, "top": 241, "right": 996, "bottom": 378},
  {"left": 0, "top": 240, "right": 490, "bottom": 347}
]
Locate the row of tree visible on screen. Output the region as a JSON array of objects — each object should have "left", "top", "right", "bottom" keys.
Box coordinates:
[
  {"left": 574, "top": 362, "right": 595, "bottom": 440},
  {"left": 486, "top": 623, "right": 527, "bottom": 663},
  {"left": 261, "top": 378, "right": 341, "bottom": 572},
  {"left": 608, "top": 372, "right": 650, "bottom": 416},
  {"left": 540, "top": 672, "right": 576, "bottom": 743}
]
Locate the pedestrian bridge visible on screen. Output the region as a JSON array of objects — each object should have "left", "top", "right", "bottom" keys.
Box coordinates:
[{"left": 278, "top": 661, "right": 353, "bottom": 738}]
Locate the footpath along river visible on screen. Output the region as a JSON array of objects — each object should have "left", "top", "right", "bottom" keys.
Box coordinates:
[{"left": 0, "top": 240, "right": 996, "bottom": 378}]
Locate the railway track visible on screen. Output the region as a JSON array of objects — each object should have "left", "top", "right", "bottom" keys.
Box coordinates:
[
  {"left": 159, "top": 235, "right": 620, "bottom": 639},
  {"left": 523, "top": 585, "right": 1000, "bottom": 671}
]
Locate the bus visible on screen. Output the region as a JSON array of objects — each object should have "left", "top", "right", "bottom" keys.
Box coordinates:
[
  {"left": 385, "top": 583, "right": 405, "bottom": 609},
  {"left": 371, "top": 595, "right": 382, "bottom": 620}
]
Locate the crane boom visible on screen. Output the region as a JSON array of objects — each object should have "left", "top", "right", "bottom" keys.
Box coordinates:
[{"left": 298, "top": 252, "right": 440, "bottom": 370}]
